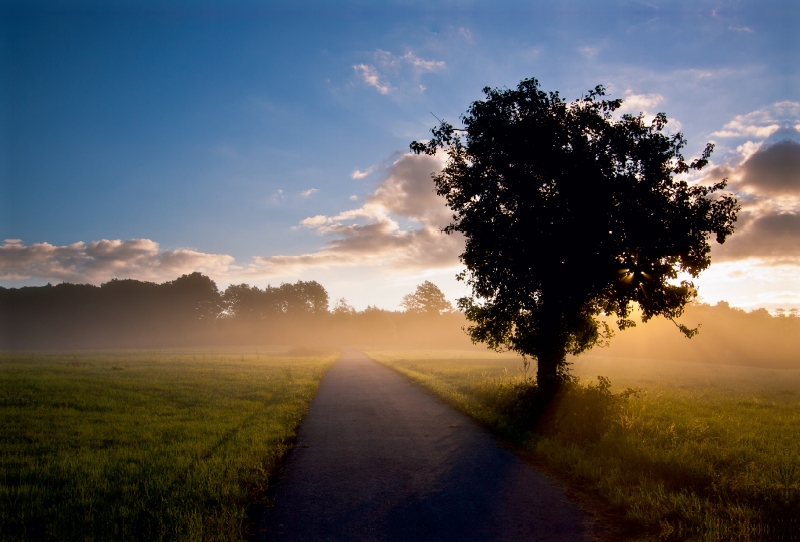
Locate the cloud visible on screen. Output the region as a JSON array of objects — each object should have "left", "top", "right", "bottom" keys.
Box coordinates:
[
  {"left": 709, "top": 102, "right": 799, "bottom": 139},
  {"left": 713, "top": 212, "right": 800, "bottom": 262},
  {"left": 353, "top": 64, "right": 391, "bottom": 94},
  {"left": 736, "top": 139, "right": 800, "bottom": 196},
  {"left": 255, "top": 153, "right": 463, "bottom": 275},
  {"left": 400, "top": 52, "right": 445, "bottom": 72},
  {"left": 459, "top": 27, "right": 474, "bottom": 43},
  {"left": 612, "top": 89, "right": 681, "bottom": 129},
  {"left": 618, "top": 89, "right": 664, "bottom": 115},
  {"left": 300, "top": 188, "right": 319, "bottom": 197},
  {"left": 364, "top": 154, "right": 451, "bottom": 226},
  {"left": 729, "top": 25, "right": 754, "bottom": 33},
  {"left": 300, "top": 215, "right": 328, "bottom": 228},
  {"left": 353, "top": 49, "right": 445, "bottom": 95},
  {"left": 0, "top": 238, "right": 236, "bottom": 284},
  {"left": 349, "top": 195, "right": 359, "bottom": 201},
  {"left": 373, "top": 50, "right": 445, "bottom": 72},
  {"left": 711, "top": 138, "right": 800, "bottom": 264},
  {"left": 701, "top": 106, "right": 800, "bottom": 266},
  {"left": 352, "top": 165, "right": 377, "bottom": 179}
]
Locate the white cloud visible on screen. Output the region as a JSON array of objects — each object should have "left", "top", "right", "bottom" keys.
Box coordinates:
[
  {"left": 373, "top": 49, "right": 445, "bottom": 72},
  {"left": 0, "top": 239, "right": 236, "bottom": 284},
  {"left": 350, "top": 195, "right": 359, "bottom": 201},
  {"left": 400, "top": 51, "right": 445, "bottom": 72},
  {"left": 709, "top": 102, "right": 799, "bottom": 138},
  {"left": 354, "top": 50, "right": 445, "bottom": 95},
  {"left": 459, "top": 27, "right": 474, "bottom": 43},
  {"left": 729, "top": 25, "right": 754, "bottom": 33},
  {"left": 353, "top": 64, "right": 391, "bottom": 94},
  {"left": 300, "top": 215, "right": 329, "bottom": 228},
  {"left": 300, "top": 188, "right": 319, "bottom": 197},
  {"left": 352, "top": 165, "right": 376, "bottom": 179},
  {"left": 618, "top": 89, "right": 663, "bottom": 115},
  {"left": 615, "top": 89, "right": 673, "bottom": 127}
]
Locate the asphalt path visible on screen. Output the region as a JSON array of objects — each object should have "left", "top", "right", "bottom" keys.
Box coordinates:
[{"left": 256, "top": 348, "right": 594, "bottom": 541}]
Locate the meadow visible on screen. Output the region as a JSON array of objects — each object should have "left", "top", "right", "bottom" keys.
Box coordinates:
[
  {"left": 365, "top": 350, "right": 800, "bottom": 541},
  {"left": 0, "top": 348, "right": 338, "bottom": 541}
]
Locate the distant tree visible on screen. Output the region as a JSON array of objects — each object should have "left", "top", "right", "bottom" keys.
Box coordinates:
[
  {"left": 164, "top": 272, "right": 222, "bottom": 321},
  {"left": 223, "top": 283, "right": 264, "bottom": 319},
  {"left": 223, "top": 280, "right": 329, "bottom": 318},
  {"left": 411, "top": 78, "right": 739, "bottom": 393},
  {"left": 277, "top": 280, "right": 329, "bottom": 314},
  {"left": 401, "top": 281, "right": 454, "bottom": 315},
  {"left": 332, "top": 297, "right": 357, "bottom": 316},
  {"left": 292, "top": 280, "right": 330, "bottom": 314}
]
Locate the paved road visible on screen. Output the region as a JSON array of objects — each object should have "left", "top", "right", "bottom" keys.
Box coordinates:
[{"left": 256, "top": 348, "right": 594, "bottom": 541}]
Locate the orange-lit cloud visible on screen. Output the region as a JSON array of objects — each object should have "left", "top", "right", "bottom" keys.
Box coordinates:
[
  {"left": 254, "top": 153, "right": 463, "bottom": 274},
  {"left": 703, "top": 117, "right": 800, "bottom": 266},
  {"left": 0, "top": 238, "right": 235, "bottom": 284},
  {"left": 691, "top": 103, "right": 800, "bottom": 310}
]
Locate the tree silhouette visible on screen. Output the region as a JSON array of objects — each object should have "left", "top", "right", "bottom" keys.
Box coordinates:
[
  {"left": 332, "top": 297, "right": 357, "bottom": 316},
  {"left": 222, "top": 280, "right": 329, "bottom": 319},
  {"left": 411, "top": 78, "right": 739, "bottom": 393},
  {"left": 401, "top": 281, "right": 453, "bottom": 315}
]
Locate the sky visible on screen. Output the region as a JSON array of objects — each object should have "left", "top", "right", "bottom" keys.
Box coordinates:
[{"left": 1, "top": 0, "right": 798, "bottom": 311}]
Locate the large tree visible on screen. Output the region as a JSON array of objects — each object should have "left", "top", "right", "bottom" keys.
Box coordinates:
[{"left": 411, "top": 78, "right": 739, "bottom": 393}]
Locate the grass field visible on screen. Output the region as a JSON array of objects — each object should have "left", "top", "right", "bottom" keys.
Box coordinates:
[
  {"left": 365, "top": 350, "right": 800, "bottom": 541},
  {"left": 0, "top": 348, "right": 338, "bottom": 541}
]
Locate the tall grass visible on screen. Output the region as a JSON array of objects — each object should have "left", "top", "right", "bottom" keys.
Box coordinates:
[
  {"left": 1, "top": 349, "right": 337, "bottom": 541},
  {"left": 366, "top": 351, "right": 800, "bottom": 540}
]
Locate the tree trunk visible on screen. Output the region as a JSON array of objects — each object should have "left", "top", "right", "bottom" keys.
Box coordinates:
[{"left": 536, "top": 341, "right": 568, "bottom": 400}]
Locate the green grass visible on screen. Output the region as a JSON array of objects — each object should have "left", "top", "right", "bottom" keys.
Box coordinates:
[
  {"left": 365, "top": 350, "right": 800, "bottom": 541},
  {"left": 1, "top": 348, "right": 338, "bottom": 541}
]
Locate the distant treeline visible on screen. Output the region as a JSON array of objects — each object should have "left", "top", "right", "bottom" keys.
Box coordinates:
[
  {"left": 2, "top": 273, "right": 799, "bottom": 368},
  {"left": 0, "top": 273, "right": 472, "bottom": 350},
  {"left": 596, "top": 301, "right": 800, "bottom": 369}
]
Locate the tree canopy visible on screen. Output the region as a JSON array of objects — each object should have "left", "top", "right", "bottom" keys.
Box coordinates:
[
  {"left": 222, "top": 280, "right": 329, "bottom": 319},
  {"left": 401, "top": 281, "right": 454, "bottom": 315},
  {"left": 411, "top": 78, "right": 739, "bottom": 390}
]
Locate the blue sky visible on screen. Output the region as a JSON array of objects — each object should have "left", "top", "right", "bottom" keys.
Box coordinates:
[{"left": 2, "top": 0, "right": 799, "bottom": 311}]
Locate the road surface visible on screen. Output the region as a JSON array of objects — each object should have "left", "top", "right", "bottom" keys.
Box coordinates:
[{"left": 255, "top": 348, "right": 594, "bottom": 541}]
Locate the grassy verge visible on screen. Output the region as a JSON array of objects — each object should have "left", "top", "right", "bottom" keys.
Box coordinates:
[
  {"left": 365, "top": 350, "right": 800, "bottom": 541},
  {"left": 1, "top": 348, "right": 338, "bottom": 541}
]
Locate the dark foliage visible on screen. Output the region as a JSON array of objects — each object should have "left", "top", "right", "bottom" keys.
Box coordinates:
[
  {"left": 0, "top": 273, "right": 221, "bottom": 349},
  {"left": 222, "top": 280, "right": 329, "bottom": 319},
  {"left": 0, "top": 276, "right": 472, "bottom": 349},
  {"left": 412, "top": 78, "right": 740, "bottom": 391}
]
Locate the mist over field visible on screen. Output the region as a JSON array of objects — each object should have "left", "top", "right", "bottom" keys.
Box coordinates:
[{"left": 2, "top": 272, "right": 798, "bottom": 371}]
